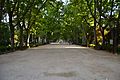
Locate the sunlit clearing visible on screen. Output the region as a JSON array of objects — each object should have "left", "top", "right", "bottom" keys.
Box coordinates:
[
  {"left": 30, "top": 44, "right": 88, "bottom": 49},
  {"left": 65, "top": 46, "right": 87, "bottom": 49}
]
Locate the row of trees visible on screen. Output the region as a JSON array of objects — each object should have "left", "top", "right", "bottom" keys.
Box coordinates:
[
  {"left": 0, "top": 0, "right": 120, "bottom": 54},
  {"left": 1, "top": 0, "right": 59, "bottom": 51},
  {"left": 63, "top": 0, "right": 120, "bottom": 53}
]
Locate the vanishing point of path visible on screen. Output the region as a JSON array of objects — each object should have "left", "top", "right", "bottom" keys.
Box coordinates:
[{"left": 0, "top": 44, "right": 120, "bottom": 80}]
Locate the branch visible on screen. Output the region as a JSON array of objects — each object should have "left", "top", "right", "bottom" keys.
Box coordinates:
[
  {"left": 110, "top": 0, "right": 114, "bottom": 17},
  {"left": 85, "top": 0, "right": 98, "bottom": 24},
  {"left": 12, "top": 0, "right": 17, "bottom": 13},
  {"left": 49, "top": 1, "right": 55, "bottom": 8},
  {"left": 83, "top": 16, "right": 91, "bottom": 27},
  {"left": 29, "top": 0, "right": 48, "bottom": 29},
  {"left": 22, "top": 0, "right": 35, "bottom": 17}
]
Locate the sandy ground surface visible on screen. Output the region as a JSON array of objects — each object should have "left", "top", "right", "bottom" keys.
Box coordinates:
[{"left": 0, "top": 44, "right": 120, "bottom": 80}]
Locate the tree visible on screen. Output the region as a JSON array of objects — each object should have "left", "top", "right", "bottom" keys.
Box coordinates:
[{"left": 1, "top": 0, "right": 119, "bottom": 54}]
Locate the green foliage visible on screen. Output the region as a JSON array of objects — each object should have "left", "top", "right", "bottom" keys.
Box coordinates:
[
  {"left": 0, "top": 0, "right": 119, "bottom": 54},
  {"left": 0, "top": 22, "right": 10, "bottom": 52}
]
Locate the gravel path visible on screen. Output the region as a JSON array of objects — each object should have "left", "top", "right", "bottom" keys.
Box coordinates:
[{"left": 0, "top": 44, "right": 120, "bottom": 80}]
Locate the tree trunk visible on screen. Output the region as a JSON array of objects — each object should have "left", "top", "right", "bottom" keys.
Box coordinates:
[
  {"left": 94, "top": 0, "right": 97, "bottom": 47},
  {"left": 19, "top": 25, "right": 24, "bottom": 49},
  {"left": 9, "top": 13, "right": 14, "bottom": 51},
  {"left": 113, "top": 28, "right": 117, "bottom": 54},
  {"left": 101, "top": 28, "right": 105, "bottom": 49},
  {"left": 115, "top": 11, "right": 120, "bottom": 54},
  {"left": 25, "top": 29, "right": 30, "bottom": 47},
  {"left": 98, "top": 0, "right": 105, "bottom": 49},
  {"left": 110, "top": 0, "right": 115, "bottom": 53},
  {"left": 20, "top": 19, "right": 25, "bottom": 49}
]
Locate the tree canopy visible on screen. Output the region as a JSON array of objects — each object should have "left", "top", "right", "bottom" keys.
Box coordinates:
[{"left": 0, "top": 0, "right": 120, "bottom": 54}]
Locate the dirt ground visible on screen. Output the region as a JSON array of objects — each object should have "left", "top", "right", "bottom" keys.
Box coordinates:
[{"left": 0, "top": 44, "right": 120, "bottom": 80}]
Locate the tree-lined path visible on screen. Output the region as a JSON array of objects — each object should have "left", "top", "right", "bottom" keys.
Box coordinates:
[
  {"left": 1, "top": 0, "right": 120, "bottom": 79},
  {"left": 0, "top": 44, "right": 120, "bottom": 80}
]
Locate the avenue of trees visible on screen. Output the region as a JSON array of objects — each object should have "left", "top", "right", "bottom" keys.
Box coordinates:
[{"left": 0, "top": 0, "right": 120, "bottom": 54}]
